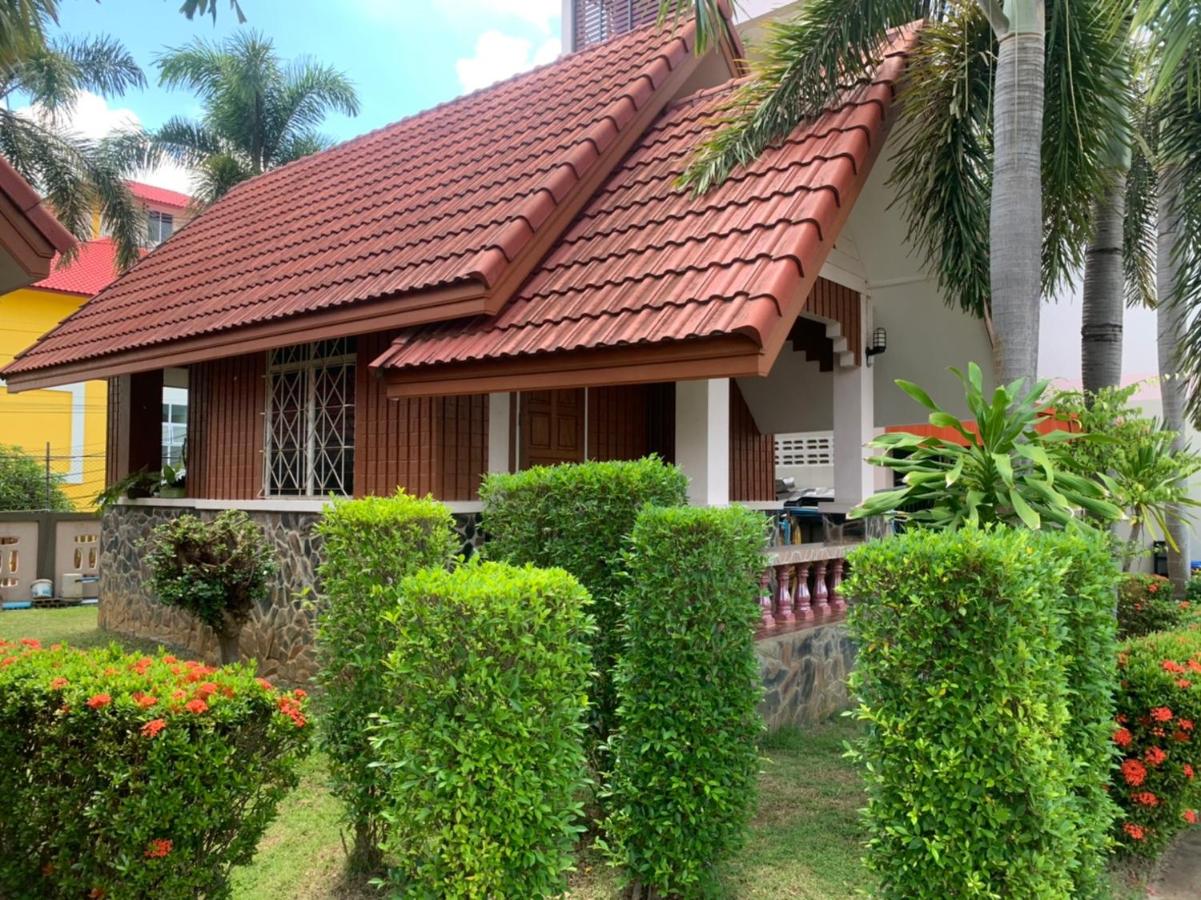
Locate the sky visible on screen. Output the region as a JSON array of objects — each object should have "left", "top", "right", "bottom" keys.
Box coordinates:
[{"left": 29, "top": 0, "right": 564, "bottom": 191}]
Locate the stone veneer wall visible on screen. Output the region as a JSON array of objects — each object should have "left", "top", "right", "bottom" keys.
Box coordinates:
[
  {"left": 99, "top": 504, "right": 484, "bottom": 684},
  {"left": 756, "top": 623, "right": 857, "bottom": 731}
]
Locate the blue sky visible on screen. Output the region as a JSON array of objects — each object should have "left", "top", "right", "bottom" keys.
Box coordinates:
[{"left": 38, "top": 0, "right": 562, "bottom": 188}]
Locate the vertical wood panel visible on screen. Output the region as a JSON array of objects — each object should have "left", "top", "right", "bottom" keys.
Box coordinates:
[
  {"left": 729, "top": 381, "right": 774, "bottom": 502},
  {"left": 188, "top": 353, "right": 263, "bottom": 499},
  {"left": 804, "top": 276, "right": 861, "bottom": 364}
]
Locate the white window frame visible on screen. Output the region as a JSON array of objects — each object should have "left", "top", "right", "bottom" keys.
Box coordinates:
[
  {"left": 263, "top": 340, "right": 356, "bottom": 497},
  {"left": 147, "top": 210, "right": 174, "bottom": 246}
]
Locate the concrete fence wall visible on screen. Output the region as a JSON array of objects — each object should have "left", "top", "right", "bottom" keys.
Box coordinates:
[{"left": 0, "top": 511, "right": 100, "bottom": 605}]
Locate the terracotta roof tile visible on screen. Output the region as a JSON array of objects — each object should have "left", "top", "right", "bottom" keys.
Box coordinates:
[
  {"left": 374, "top": 29, "right": 916, "bottom": 381},
  {"left": 32, "top": 238, "right": 121, "bottom": 296},
  {"left": 3, "top": 20, "right": 697, "bottom": 380},
  {"left": 127, "top": 181, "right": 190, "bottom": 210}
]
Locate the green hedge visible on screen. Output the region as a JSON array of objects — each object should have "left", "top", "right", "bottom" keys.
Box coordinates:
[
  {"left": 374, "top": 561, "right": 594, "bottom": 898},
  {"left": 1113, "top": 628, "right": 1201, "bottom": 857},
  {"left": 846, "top": 527, "right": 1118, "bottom": 899},
  {"left": 0, "top": 640, "right": 309, "bottom": 898},
  {"left": 314, "top": 491, "right": 458, "bottom": 869},
  {"left": 602, "top": 505, "right": 766, "bottom": 897},
  {"left": 479, "top": 456, "right": 686, "bottom": 754}
]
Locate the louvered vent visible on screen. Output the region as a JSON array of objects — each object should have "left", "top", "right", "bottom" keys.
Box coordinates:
[{"left": 572, "top": 0, "right": 660, "bottom": 50}]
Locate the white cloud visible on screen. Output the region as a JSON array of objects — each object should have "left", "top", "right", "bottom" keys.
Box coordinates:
[
  {"left": 16, "top": 91, "right": 196, "bottom": 197},
  {"left": 455, "top": 31, "right": 561, "bottom": 92}
]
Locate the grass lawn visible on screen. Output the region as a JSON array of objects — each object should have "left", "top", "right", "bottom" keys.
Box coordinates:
[{"left": 1, "top": 606, "right": 874, "bottom": 899}]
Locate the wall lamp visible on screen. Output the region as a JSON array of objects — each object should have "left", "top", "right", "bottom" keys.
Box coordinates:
[{"left": 865, "top": 326, "right": 888, "bottom": 366}]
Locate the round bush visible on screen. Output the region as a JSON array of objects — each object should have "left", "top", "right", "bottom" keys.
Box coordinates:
[
  {"left": 1113, "top": 628, "right": 1201, "bottom": 856},
  {"left": 0, "top": 639, "right": 309, "bottom": 898},
  {"left": 1118, "top": 573, "right": 1188, "bottom": 639},
  {"left": 373, "top": 560, "right": 594, "bottom": 898}
]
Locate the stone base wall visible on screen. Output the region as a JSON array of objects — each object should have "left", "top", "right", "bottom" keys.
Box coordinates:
[
  {"left": 100, "top": 505, "right": 483, "bottom": 684},
  {"left": 756, "top": 624, "right": 856, "bottom": 731}
]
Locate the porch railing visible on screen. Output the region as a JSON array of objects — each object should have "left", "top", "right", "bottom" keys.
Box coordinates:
[{"left": 757, "top": 542, "right": 858, "bottom": 638}]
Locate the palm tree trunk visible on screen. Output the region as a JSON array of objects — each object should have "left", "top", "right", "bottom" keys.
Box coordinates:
[
  {"left": 1156, "top": 166, "right": 1191, "bottom": 595},
  {"left": 984, "top": 0, "right": 1046, "bottom": 388},
  {"left": 1081, "top": 173, "right": 1128, "bottom": 396}
]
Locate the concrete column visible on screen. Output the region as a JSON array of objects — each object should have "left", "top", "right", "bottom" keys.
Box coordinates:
[
  {"left": 487, "top": 392, "right": 512, "bottom": 473},
  {"left": 675, "top": 378, "right": 730, "bottom": 507},
  {"left": 832, "top": 361, "right": 874, "bottom": 508}
]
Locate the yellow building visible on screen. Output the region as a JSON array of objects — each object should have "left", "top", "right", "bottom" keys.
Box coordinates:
[{"left": 0, "top": 182, "right": 191, "bottom": 509}]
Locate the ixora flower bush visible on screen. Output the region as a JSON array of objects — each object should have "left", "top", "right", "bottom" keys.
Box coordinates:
[
  {"left": 0, "top": 639, "right": 309, "bottom": 898},
  {"left": 602, "top": 505, "right": 766, "bottom": 898},
  {"left": 373, "top": 561, "right": 594, "bottom": 898},
  {"left": 1113, "top": 628, "right": 1201, "bottom": 856},
  {"left": 846, "top": 527, "right": 1120, "bottom": 899},
  {"left": 314, "top": 490, "right": 458, "bottom": 871},
  {"left": 1118, "top": 573, "right": 1190, "bottom": 639}
]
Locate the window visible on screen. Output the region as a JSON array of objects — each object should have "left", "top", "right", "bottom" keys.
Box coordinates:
[
  {"left": 264, "top": 339, "right": 356, "bottom": 496},
  {"left": 147, "top": 210, "right": 174, "bottom": 246},
  {"left": 161, "top": 390, "right": 188, "bottom": 468}
]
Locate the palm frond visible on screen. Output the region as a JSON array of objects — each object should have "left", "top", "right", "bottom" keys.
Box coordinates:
[
  {"left": 1134, "top": 0, "right": 1201, "bottom": 105},
  {"left": 264, "top": 58, "right": 357, "bottom": 164},
  {"left": 0, "top": 0, "right": 56, "bottom": 69},
  {"left": 49, "top": 34, "right": 144, "bottom": 96},
  {"left": 178, "top": 0, "right": 245, "bottom": 23},
  {"left": 656, "top": 1, "right": 727, "bottom": 52},
  {"left": 272, "top": 130, "right": 331, "bottom": 166},
  {"left": 155, "top": 37, "right": 228, "bottom": 98},
  {"left": 153, "top": 116, "right": 224, "bottom": 165},
  {"left": 192, "top": 152, "right": 251, "bottom": 205}
]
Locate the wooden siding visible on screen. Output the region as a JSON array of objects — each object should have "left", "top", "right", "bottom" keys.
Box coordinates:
[
  {"left": 187, "top": 354, "right": 265, "bottom": 499},
  {"left": 355, "top": 333, "right": 487, "bottom": 500},
  {"left": 729, "top": 381, "right": 775, "bottom": 502},
  {"left": 105, "top": 371, "right": 162, "bottom": 486},
  {"left": 805, "top": 277, "right": 861, "bottom": 364}
]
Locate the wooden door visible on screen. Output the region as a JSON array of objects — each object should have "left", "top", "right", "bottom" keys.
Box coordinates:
[{"left": 520, "top": 389, "right": 585, "bottom": 468}]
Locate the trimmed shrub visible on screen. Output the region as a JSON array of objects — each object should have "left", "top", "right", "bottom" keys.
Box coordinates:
[
  {"left": 602, "top": 505, "right": 766, "bottom": 897},
  {"left": 0, "top": 639, "right": 309, "bottom": 899},
  {"left": 479, "top": 456, "right": 687, "bottom": 754},
  {"left": 1118, "top": 573, "right": 1187, "bottom": 639},
  {"left": 144, "top": 509, "right": 276, "bottom": 663},
  {"left": 846, "top": 528, "right": 1115, "bottom": 899},
  {"left": 314, "top": 490, "right": 458, "bottom": 870},
  {"left": 1112, "top": 627, "right": 1201, "bottom": 856},
  {"left": 373, "top": 560, "right": 594, "bottom": 898}
]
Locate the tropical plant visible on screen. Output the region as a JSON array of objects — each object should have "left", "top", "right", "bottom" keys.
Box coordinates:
[
  {"left": 0, "top": 18, "right": 154, "bottom": 269},
  {"left": 850, "top": 363, "right": 1123, "bottom": 529},
  {"left": 153, "top": 31, "right": 359, "bottom": 204},
  {"left": 658, "top": 0, "right": 1128, "bottom": 387},
  {"left": 143, "top": 510, "right": 276, "bottom": 664},
  {"left": 0, "top": 443, "right": 71, "bottom": 510}
]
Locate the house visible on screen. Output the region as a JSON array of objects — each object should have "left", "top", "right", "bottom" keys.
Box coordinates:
[
  {"left": 0, "top": 5, "right": 992, "bottom": 677},
  {"left": 0, "top": 182, "right": 191, "bottom": 509}
]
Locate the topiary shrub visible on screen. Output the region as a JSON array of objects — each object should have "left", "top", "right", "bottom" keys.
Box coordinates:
[
  {"left": 479, "top": 456, "right": 687, "bottom": 758},
  {"left": 373, "top": 560, "right": 594, "bottom": 898},
  {"left": 1119, "top": 573, "right": 1189, "bottom": 639},
  {"left": 143, "top": 509, "right": 276, "bottom": 663},
  {"left": 0, "top": 639, "right": 309, "bottom": 899},
  {"left": 314, "top": 490, "right": 458, "bottom": 872},
  {"left": 1112, "top": 628, "right": 1201, "bottom": 856},
  {"left": 846, "top": 527, "right": 1109, "bottom": 898},
  {"left": 602, "top": 505, "right": 766, "bottom": 898}
]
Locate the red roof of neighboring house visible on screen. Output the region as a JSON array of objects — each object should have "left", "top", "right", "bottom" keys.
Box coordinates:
[
  {"left": 376, "top": 30, "right": 915, "bottom": 395},
  {"left": 2, "top": 20, "right": 705, "bottom": 386},
  {"left": 127, "top": 181, "right": 190, "bottom": 210},
  {"left": 32, "top": 238, "right": 121, "bottom": 296}
]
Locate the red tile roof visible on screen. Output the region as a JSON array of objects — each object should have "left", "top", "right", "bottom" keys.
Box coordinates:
[
  {"left": 127, "top": 181, "right": 190, "bottom": 210},
  {"left": 375, "top": 29, "right": 915, "bottom": 393},
  {"left": 32, "top": 238, "right": 121, "bottom": 296},
  {"left": 2, "top": 20, "right": 701, "bottom": 385}
]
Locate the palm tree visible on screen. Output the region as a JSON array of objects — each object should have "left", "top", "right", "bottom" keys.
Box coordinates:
[
  {"left": 153, "top": 32, "right": 359, "bottom": 205},
  {"left": 658, "top": 0, "right": 1129, "bottom": 389},
  {"left": 0, "top": 14, "right": 155, "bottom": 270}
]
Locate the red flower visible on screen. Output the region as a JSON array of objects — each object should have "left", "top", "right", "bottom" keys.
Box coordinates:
[
  {"left": 49, "top": 677, "right": 68, "bottom": 690},
  {"left": 256, "top": 677, "right": 273, "bottom": 691},
  {"left": 88, "top": 889, "right": 105, "bottom": 899},
  {"left": 1146, "top": 746, "right": 1168, "bottom": 766},
  {"left": 276, "top": 695, "right": 307, "bottom": 729},
  {"left": 162, "top": 655, "right": 177, "bottom": 664},
  {"left": 1186, "top": 810, "right": 1199, "bottom": 825},
  {"left": 20, "top": 638, "right": 40, "bottom": 649},
  {"left": 1122, "top": 759, "right": 1148, "bottom": 786},
  {"left": 1149, "top": 581, "right": 1161, "bottom": 593},
  {"left": 1133, "top": 791, "right": 1160, "bottom": 807},
  {"left": 1124, "top": 822, "right": 1146, "bottom": 841},
  {"left": 171, "top": 689, "right": 186, "bottom": 702},
  {"left": 86, "top": 694, "right": 111, "bottom": 710},
  {"left": 1114, "top": 728, "right": 1134, "bottom": 748},
  {"left": 1178, "top": 680, "right": 1193, "bottom": 689},
  {"left": 1117, "top": 713, "right": 1129, "bottom": 724},
  {"left": 1175, "top": 730, "right": 1191, "bottom": 743},
  {"left": 133, "top": 693, "right": 157, "bottom": 709},
  {"left": 144, "top": 838, "right": 172, "bottom": 859},
  {"left": 140, "top": 718, "right": 166, "bottom": 739},
  {"left": 1189, "top": 660, "right": 1201, "bottom": 674},
  {"left": 196, "top": 681, "right": 218, "bottom": 698},
  {"left": 185, "top": 698, "right": 208, "bottom": 715},
  {"left": 1152, "top": 707, "right": 1174, "bottom": 722},
  {"left": 1182, "top": 719, "right": 1195, "bottom": 731},
  {"left": 1164, "top": 660, "right": 1187, "bottom": 674},
  {"left": 1185, "top": 764, "right": 1195, "bottom": 779},
  {"left": 293, "top": 688, "right": 308, "bottom": 699}
]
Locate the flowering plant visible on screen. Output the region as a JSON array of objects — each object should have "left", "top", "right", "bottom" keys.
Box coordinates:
[
  {"left": 1118, "top": 573, "right": 1190, "bottom": 639},
  {"left": 1114, "top": 628, "right": 1201, "bottom": 856},
  {"left": 0, "top": 639, "right": 309, "bottom": 897}
]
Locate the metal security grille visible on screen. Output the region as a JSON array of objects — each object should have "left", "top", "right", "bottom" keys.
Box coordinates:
[
  {"left": 572, "top": 0, "right": 659, "bottom": 50},
  {"left": 774, "top": 432, "right": 834, "bottom": 468},
  {"left": 265, "top": 339, "right": 356, "bottom": 496}
]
